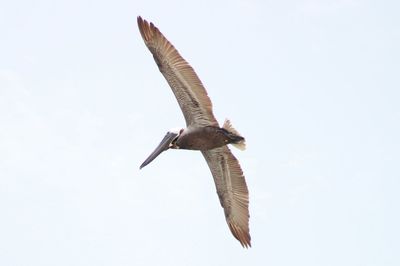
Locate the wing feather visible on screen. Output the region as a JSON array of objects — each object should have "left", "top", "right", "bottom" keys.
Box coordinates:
[
  {"left": 137, "top": 16, "right": 218, "bottom": 127},
  {"left": 202, "top": 146, "right": 251, "bottom": 248}
]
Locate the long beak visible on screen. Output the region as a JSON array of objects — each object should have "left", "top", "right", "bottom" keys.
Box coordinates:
[{"left": 139, "top": 132, "right": 178, "bottom": 169}]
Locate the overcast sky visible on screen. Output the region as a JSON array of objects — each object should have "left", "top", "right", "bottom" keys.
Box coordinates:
[{"left": 1, "top": 0, "right": 399, "bottom": 265}]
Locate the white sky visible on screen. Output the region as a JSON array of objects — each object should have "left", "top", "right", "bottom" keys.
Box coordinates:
[{"left": 1, "top": 0, "right": 399, "bottom": 265}]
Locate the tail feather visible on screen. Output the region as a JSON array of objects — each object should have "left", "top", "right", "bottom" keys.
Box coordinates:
[{"left": 223, "top": 119, "right": 246, "bottom": 151}]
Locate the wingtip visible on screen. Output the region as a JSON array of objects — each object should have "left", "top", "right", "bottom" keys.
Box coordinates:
[
  {"left": 136, "top": 16, "right": 161, "bottom": 45},
  {"left": 137, "top": 16, "right": 144, "bottom": 27},
  {"left": 228, "top": 222, "right": 252, "bottom": 248}
]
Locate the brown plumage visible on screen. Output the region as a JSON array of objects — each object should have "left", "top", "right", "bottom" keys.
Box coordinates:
[
  {"left": 202, "top": 146, "right": 251, "bottom": 247},
  {"left": 137, "top": 16, "right": 217, "bottom": 127},
  {"left": 138, "top": 16, "right": 251, "bottom": 248}
]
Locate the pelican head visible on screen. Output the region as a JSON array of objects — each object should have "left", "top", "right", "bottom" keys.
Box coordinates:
[{"left": 139, "top": 128, "right": 184, "bottom": 169}]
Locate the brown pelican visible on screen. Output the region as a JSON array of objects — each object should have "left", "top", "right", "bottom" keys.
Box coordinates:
[{"left": 138, "top": 16, "right": 251, "bottom": 248}]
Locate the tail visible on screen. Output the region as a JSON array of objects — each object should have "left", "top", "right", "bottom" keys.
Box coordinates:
[{"left": 222, "top": 119, "right": 246, "bottom": 151}]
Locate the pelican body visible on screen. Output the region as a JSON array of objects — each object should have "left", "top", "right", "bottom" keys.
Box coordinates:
[
  {"left": 140, "top": 123, "right": 245, "bottom": 169},
  {"left": 138, "top": 17, "right": 251, "bottom": 248},
  {"left": 176, "top": 125, "right": 245, "bottom": 150}
]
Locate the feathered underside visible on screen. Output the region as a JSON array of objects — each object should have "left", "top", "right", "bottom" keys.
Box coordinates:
[
  {"left": 202, "top": 146, "right": 251, "bottom": 248},
  {"left": 137, "top": 16, "right": 218, "bottom": 127}
]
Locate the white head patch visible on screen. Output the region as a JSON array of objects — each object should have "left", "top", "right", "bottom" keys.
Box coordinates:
[{"left": 168, "top": 127, "right": 183, "bottom": 135}]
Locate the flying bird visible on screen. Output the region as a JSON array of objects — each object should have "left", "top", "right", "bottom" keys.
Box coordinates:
[{"left": 137, "top": 16, "right": 251, "bottom": 248}]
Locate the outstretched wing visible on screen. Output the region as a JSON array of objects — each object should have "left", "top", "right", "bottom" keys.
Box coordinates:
[
  {"left": 202, "top": 146, "right": 251, "bottom": 248},
  {"left": 137, "top": 16, "right": 218, "bottom": 127}
]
